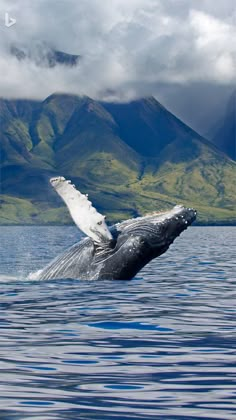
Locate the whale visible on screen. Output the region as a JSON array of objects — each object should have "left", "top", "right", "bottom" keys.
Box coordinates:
[{"left": 31, "top": 177, "right": 197, "bottom": 281}]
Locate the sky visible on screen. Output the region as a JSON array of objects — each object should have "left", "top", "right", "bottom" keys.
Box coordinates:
[{"left": 0, "top": 0, "right": 235, "bottom": 135}]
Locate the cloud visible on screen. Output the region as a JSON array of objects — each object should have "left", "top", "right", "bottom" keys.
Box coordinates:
[
  {"left": 0, "top": 0, "right": 235, "bottom": 100},
  {"left": 0, "top": 0, "right": 235, "bottom": 137}
]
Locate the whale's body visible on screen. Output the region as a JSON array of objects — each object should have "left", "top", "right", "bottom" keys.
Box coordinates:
[{"left": 33, "top": 178, "right": 197, "bottom": 281}]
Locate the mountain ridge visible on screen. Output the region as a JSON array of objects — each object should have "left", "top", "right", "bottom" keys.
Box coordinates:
[{"left": 0, "top": 94, "right": 235, "bottom": 225}]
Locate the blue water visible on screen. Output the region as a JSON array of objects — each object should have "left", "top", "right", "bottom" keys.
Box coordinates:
[{"left": 0, "top": 226, "right": 235, "bottom": 420}]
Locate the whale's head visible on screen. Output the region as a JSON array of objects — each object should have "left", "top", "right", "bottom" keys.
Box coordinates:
[
  {"left": 99, "top": 205, "right": 197, "bottom": 280},
  {"left": 137, "top": 205, "right": 197, "bottom": 256}
]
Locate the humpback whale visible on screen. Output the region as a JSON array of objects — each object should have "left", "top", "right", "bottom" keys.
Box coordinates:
[{"left": 32, "top": 177, "right": 197, "bottom": 281}]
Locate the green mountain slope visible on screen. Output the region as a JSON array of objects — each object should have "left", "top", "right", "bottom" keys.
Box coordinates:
[{"left": 0, "top": 94, "right": 235, "bottom": 225}]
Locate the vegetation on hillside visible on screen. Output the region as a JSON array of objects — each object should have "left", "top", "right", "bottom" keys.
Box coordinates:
[{"left": 0, "top": 94, "right": 235, "bottom": 225}]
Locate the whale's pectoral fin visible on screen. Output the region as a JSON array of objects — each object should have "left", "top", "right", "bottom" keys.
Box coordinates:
[{"left": 50, "top": 177, "right": 113, "bottom": 244}]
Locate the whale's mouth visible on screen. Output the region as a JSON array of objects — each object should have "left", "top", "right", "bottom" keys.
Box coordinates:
[
  {"left": 144, "top": 206, "right": 197, "bottom": 252},
  {"left": 147, "top": 205, "right": 196, "bottom": 238},
  {"left": 116, "top": 205, "right": 197, "bottom": 254}
]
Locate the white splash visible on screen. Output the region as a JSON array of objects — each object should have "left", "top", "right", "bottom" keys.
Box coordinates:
[{"left": 28, "top": 269, "right": 44, "bottom": 280}]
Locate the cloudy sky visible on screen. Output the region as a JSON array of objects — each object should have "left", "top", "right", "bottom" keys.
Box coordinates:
[{"left": 0, "top": 0, "right": 235, "bottom": 135}]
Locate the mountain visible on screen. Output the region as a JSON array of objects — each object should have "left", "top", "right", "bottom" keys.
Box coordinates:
[
  {"left": 10, "top": 43, "right": 80, "bottom": 68},
  {"left": 212, "top": 91, "right": 236, "bottom": 160},
  {"left": 102, "top": 97, "right": 206, "bottom": 157},
  {"left": 0, "top": 94, "right": 236, "bottom": 225}
]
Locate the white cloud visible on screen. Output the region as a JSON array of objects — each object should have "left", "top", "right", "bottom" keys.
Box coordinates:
[{"left": 0, "top": 0, "right": 235, "bottom": 101}]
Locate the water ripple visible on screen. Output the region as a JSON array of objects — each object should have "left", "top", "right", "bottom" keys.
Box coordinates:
[{"left": 0, "top": 226, "right": 235, "bottom": 419}]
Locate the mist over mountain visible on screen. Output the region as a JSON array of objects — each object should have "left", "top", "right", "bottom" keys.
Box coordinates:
[
  {"left": 212, "top": 91, "right": 236, "bottom": 161},
  {"left": 0, "top": 0, "right": 235, "bottom": 122},
  {"left": 10, "top": 42, "right": 80, "bottom": 68},
  {"left": 0, "top": 94, "right": 235, "bottom": 225}
]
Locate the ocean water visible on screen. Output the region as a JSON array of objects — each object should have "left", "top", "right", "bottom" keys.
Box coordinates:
[{"left": 0, "top": 226, "right": 235, "bottom": 420}]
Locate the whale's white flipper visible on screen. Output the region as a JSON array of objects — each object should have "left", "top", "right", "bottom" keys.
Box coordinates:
[{"left": 50, "top": 177, "right": 113, "bottom": 243}]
